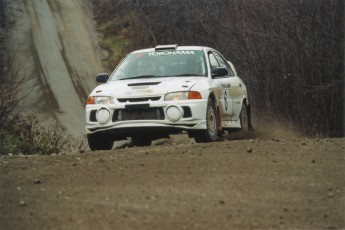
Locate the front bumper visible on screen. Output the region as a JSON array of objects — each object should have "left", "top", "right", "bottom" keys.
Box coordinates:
[{"left": 85, "top": 99, "right": 208, "bottom": 135}]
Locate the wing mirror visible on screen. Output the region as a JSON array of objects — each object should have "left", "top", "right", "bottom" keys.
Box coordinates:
[
  {"left": 96, "top": 73, "right": 109, "bottom": 83},
  {"left": 211, "top": 67, "right": 228, "bottom": 78}
]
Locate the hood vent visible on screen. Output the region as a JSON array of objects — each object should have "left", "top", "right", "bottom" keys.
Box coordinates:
[
  {"left": 128, "top": 82, "right": 161, "bottom": 86},
  {"left": 155, "top": 44, "right": 178, "bottom": 50}
]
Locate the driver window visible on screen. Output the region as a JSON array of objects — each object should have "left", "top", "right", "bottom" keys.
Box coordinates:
[
  {"left": 208, "top": 53, "right": 220, "bottom": 71},
  {"left": 214, "top": 52, "right": 234, "bottom": 76}
]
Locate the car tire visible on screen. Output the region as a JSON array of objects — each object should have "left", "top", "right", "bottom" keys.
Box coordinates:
[
  {"left": 87, "top": 133, "right": 114, "bottom": 151},
  {"left": 194, "top": 98, "right": 218, "bottom": 143},
  {"left": 239, "top": 103, "right": 249, "bottom": 131},
  {"left": 131, "top": 135, "right": 152, "bottom": 147}
]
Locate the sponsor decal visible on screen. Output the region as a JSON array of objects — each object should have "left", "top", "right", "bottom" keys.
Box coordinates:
[{"left": 148, "top": 50, "right": 195, "bottom": 56}]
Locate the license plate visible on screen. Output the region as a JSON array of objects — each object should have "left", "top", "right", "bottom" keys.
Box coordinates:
[{"left": 123, "top": 109, "right": 158, "bottom": 120}]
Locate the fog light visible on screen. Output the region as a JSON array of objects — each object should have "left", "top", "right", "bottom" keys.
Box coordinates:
[
  {"left": 166, "top": 105, "right": 183, "bottom": 121},
  {"left": 96, "top": 108, "right": 111, "bottom": 124}
]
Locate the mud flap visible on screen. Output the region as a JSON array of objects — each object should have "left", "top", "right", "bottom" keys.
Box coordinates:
[
  {"left": 247, "top": 104, "right": 255, "bottom": 131},
  {"left": 216, "top": 106, "right": 224, "bottom": 137}
]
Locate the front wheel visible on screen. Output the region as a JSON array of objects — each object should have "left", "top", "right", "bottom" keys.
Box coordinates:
[
  {"left": 193, "top": 98, "right": 218, "bottom": 143},
  {"left": 87, "top": 133, "right": 114, "bottom": 151}
]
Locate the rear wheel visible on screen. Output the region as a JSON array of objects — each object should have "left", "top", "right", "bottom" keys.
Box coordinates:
[
  {"left": 194, "top": 98, "right": 218, "bottom": 143},
  {"left": 239, "top": 103, "right": 248, "bottom": 131},
  {"left": 87, "top": 133, "right": 114, "bottom": 151}
]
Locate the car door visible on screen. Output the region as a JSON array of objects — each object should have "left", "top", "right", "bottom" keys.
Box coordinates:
[
  {"left": 208, "top": 51, "right": 232, "bottom": 121},
  {"left": 212, "top": 51, "right": 245, "bottom": 121},
  {"left": 226, "top": 61, "right": 246, "bottom": 120}
]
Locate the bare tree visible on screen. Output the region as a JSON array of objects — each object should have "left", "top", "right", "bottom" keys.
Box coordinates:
[{"left": 92, "top": 0, "right": 344, "bottom": 137}]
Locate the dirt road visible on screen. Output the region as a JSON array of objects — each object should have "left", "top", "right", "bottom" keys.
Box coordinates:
[{"left": 1, "top": 133, "right": 344, "bottom": 230}]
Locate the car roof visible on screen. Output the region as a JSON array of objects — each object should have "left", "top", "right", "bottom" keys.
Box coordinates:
[{"left": 130, "top": 45, "right": 211, "bottom": 54}]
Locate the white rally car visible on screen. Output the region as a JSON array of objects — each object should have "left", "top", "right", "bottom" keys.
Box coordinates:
[{"left": 86, "top": 45, "right": 253, "bottom": 150}]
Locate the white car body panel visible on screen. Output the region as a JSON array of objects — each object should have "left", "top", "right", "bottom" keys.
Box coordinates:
[{"left": 85, "top": 45, "right": 250, "bottom": 142}]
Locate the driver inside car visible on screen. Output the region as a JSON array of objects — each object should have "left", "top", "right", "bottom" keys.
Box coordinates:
[
  {"left": 136, "top": 58, "right": 155, "bottom": 76},
  {"left": 185, "top": 56, "right": 204, "bottom": 76}
]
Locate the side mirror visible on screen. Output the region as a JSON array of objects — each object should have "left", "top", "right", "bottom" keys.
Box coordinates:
[
  {"left": 211, "top": 67, "right": 228, "bottom": 78},
  {"left": 96, "top": 73, "right": 109, "bottom": 83}
]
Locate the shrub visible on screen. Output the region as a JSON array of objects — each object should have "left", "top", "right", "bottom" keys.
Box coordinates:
[
  {"left": 0, "top": 115, "right": 73, "bottom": 155},
  {"left": 0, "top": 131, "right": 21, "bottom": 154}
]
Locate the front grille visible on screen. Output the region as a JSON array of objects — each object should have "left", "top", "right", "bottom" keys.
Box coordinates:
[
  {"left": 117, "top": 97, "right": 161, "bottom": 103},
  {"left": 113, "top": 108, "right": 165, "bottom": 121},
  {"left": 128, "top": 82, "right": 161, "bottom": 86}
]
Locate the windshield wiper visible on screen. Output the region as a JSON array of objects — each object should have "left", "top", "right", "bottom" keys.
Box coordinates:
[{"left": 120, "top": 75, "right": 160, "bottom": 80}]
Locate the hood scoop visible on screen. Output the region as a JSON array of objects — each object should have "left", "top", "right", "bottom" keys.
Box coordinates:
[{"left": 128, "top": 82, "right": 161, "bottom": 86}]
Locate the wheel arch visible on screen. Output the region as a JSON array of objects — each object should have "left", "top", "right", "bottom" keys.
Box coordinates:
[
  {"left": 208, "top": 92, "right": 220, "bottom": 115},
  {"left": 208, "top": 92, "right": 223, "bottom": 135},
  {"left": 242, "top": 97, "right": 248, "bottom": 107},
  {"left": 208, "top": 92, "right": 218, "bottom": 107}
]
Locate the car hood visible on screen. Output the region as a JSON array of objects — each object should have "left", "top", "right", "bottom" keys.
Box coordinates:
[{"left": 90, "top": 77, "right": 203, "bottom": 98}]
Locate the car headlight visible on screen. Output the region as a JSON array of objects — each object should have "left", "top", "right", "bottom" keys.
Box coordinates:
[
  {"left": 164, "top": 91, "right": 202, "bottom": 101},
  {"left": 87, "top": 96, "right": 114, "bottom": 105}
]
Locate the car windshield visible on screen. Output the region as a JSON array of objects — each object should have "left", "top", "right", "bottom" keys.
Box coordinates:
[{"left": 110, "top": 50, "right": 207, "bottom": 80}]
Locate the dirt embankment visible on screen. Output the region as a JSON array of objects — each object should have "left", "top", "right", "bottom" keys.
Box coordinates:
[
  {"left": 0, "top": 135, "right": 344, "bottom": 230},
  {"left": 7, "top": 0, "right": 104, "bottom": 138}
]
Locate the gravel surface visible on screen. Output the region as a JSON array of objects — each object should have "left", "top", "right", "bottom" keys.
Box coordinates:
[{"left": 1, "top": 134, "right": 344, "bottom": 230}]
